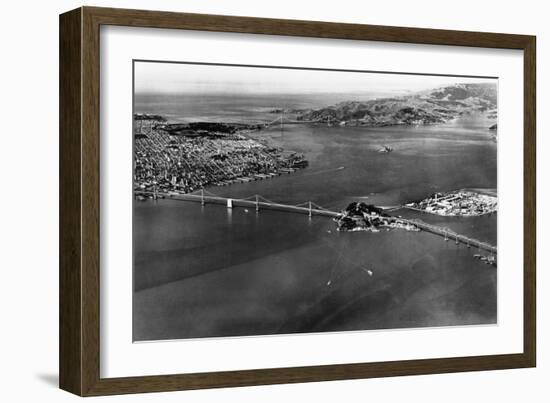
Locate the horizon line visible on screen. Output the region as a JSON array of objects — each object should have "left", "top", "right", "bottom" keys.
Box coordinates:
[{"left": 133, "top": 59, "right": 499, "bottom": 80}]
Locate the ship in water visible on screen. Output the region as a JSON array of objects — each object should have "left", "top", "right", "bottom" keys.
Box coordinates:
[{"left": 378, "top": 145, "right": 393, "bottom": 153}]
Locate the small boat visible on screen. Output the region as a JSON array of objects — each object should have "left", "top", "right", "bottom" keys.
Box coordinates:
[{"left": 378, "top": 145, "right": 394, "bottom": 153}]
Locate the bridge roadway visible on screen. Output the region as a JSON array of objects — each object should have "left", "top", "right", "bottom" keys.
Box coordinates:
[
  {"left": 403, "top": 219, "right": 497, "bottom": 254},
  {"left": 138, "top": 191, "right": 497, "bottom": 254},
  {"left": 148, "top": 191, "right": 342, "bottom": 218}
]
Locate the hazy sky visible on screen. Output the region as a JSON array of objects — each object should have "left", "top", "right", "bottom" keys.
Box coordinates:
[{"left": 134, "top": 61, "right": 496, "bottom": 95}]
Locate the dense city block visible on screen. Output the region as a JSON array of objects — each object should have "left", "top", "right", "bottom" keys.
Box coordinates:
[{"left": 134, "top": 114, "right": 308, "bottom": 195}]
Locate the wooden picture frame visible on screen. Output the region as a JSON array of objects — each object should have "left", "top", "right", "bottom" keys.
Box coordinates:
[{"left": 59, "top": 6, "right": 536, "bottom": 396}]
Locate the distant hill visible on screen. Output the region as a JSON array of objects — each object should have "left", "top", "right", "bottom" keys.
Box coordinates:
[{"left": 294, "top": 83, "right": 497, "bottom": 127}]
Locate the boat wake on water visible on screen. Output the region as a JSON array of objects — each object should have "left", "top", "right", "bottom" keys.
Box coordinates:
[{"left": 300, "top": 166, "right": 345, "bottom": 177}]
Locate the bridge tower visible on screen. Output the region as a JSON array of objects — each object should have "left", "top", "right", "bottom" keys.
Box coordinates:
[
  {"left": 455, "top": 235, "right": 459, "bottom": 245},
  {"left": 200, "top": 188, "right": 205, "bottom": 206},
  {"left": 255, "top": 194, "right": 259, "bottom": 212},
  {"left": 308, "top": 201, "right": 312, "bottom": 217}
]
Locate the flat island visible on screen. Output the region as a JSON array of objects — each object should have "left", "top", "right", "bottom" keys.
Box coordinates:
[{"left": 405, "top": 189, "right": 497, "bottom": 216}]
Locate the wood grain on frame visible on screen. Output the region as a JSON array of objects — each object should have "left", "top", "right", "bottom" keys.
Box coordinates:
[
  {"left": 59, "top": 6, "right": 536, "bottom": 396},
  {"left": 59, "top": 7, "right": 83, "bottom": 395}
]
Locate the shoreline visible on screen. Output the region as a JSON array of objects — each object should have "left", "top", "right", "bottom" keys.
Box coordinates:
[
  {"left": 404, "top": 188, "right": 497, "bottom": 217},
  {"left": 133, "top": 115, "right": 308, "bottom": 195},
  {"left": 402, "top": 205, "right": 498, "bottom": 217}
]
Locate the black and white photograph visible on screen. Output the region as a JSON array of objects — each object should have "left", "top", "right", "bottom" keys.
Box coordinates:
[
  {"left": 1, "top": 0, "right": 544, "bottom": 400},
  {"left": 132, "top": 60, "right": 498, "bottom": 342}
]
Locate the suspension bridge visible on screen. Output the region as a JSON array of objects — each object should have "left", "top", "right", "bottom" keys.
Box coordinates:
[
  {"left": 140, "top": 189, "right": 340, "bottom": 218},
  {"left": 136, "top": 189, "right": 497, "bottom": 254}
]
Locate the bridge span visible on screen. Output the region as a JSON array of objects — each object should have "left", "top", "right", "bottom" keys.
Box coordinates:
[
  {"left": 136, "top": 190, "right": 497, "bottom": 254},
  {"left": 140, "top": 190, "right": 341, "bottom": 218}
]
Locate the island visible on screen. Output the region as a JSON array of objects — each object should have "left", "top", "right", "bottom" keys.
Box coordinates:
[
  {"left": 405, "top": 189, "right": 497, "bottom": 216},
  {"left": 336, "top": 202, "right": 419, "bottom": 232}
]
